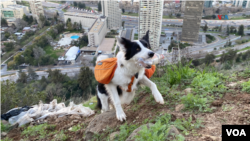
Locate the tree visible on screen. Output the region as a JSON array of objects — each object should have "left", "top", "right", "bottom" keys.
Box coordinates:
[
  {"left": 1, "top": 18, "right": 8, "bottom": 26},
  {"left": 47, "top": 69, "right": 67, "bottom": 83},
  {"left": 226, "top": 25, "right": 230, "bottom": 35},
  {"left": 45, "top": 83, "right": 67, "bottom": 102},
  {"left": 3, "top": 42, "right": 14, "bottom": 52},
  {"left": 176, "top": 13, "right": 181, "bottom": 18},
  {"left": 15, "top": 19, "right": 28, "bottom": 29},
  {"left": 17, "top": 72, "right": 28, "bottom": 83},
  {"left": 204, "top": 53, "right": 215, "bottom": 64},
  {"left": 39, "top": 14, "right": 46, "bottom": 28},
  {"left": 73, "top": 1, "right": 77, "bottom": 7},
  {"left": 238, "top": 25, "right": 244, "bottom": 36},
  {"left": 4, "top": 32, "right": 10, "bottom": 39},
  {"left": 203, "top": 24, "right": 208, "bottom": 33},
  {"left": 78, "top": 67, "right": 97, "bottom": 99},
  {"left": 27, "top": 67, "right": 38, "bottom": 80},
  {"left": 98, "top": 2, "right": 102, "bottom": 12},
  {"left": 219, "top": 25, "right": 222, "bottom": 32},
  {"left": 122, "top": 8, "right": 125, "bottom": 13},
  {"left": 212, "top": 15, "right": 216, "bottom": 19},
  {"left": 33, "top": 47, "right": 45, "bottom": 59},
  {"left": 220, "top": 49, "right": 237, "bottom": 63},
  {"left": 122, "top": 21, "right": 125, "bottom": 29}
]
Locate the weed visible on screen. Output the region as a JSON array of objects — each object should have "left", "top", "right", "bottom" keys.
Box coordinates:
[
  {"left": 1, "top": 137, "right": 13, "bottom": 141},
  {"left": 241, "top": 80, "right": 250, "bottom": 93},
  {"left": 115, "top": 123, "right": 139, "bottom": 141},
  {"left": 181, "top": 93, "right": 212, "bottom": 113},
  {"left": 222, "top": 104, "right": 234, "bottom": 112},
  {"left": 53, "top": 130, "right": 68, "bottom": 141},
  {"left": 22, "top": 123, "right": 56, "bottom": 139},
  {"left": 1, "top": 121, "right": 11, "bottom": 132},
  {"left": 238, "top": 68, "right": 250, "bottom": 78},
  {"left": 71, "top": 123, "right": 83, "bottom": 132}
]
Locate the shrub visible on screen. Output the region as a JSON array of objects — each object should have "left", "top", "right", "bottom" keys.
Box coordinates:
[
  {"left": 242, "top": 80, "right": 250, "bottom": 93},
  {"left": 181, "top": 93, "right": 211, "bottom": 112}
]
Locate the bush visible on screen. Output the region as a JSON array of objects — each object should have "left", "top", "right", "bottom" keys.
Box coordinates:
[
  {"left": 242, "top": 80, "right": 250, "bottom": 93},
  {"left": 223, "top": 61, "right": 232, "bottom": 70}
]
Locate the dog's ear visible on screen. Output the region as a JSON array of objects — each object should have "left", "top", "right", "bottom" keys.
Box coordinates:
[
  {"left": 117, "top": 37, "right": 131, "bottom": 52},
  {"left": 140, "top": 30, "right": 151, "bottom": 49},
  {"left": 141, "top": 30, "right": 149, "bottom": 43}
]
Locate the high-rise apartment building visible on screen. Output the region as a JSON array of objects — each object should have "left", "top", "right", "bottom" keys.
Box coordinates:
[
  {"left": 181, "top": 1, "right": 204, "bottom": 43},
  {"left": 29, "top": 0, "right": 45, "bottom": 22},
  {"left": 233, "top": 0, "right": 250, "bottom": 8},
  {"left": 101, "top": 0, "right": 121, "bottom": 29},
  {"left": 1, "top": 0, "right": 16, "bottom": 8},
  {"left": 138, "top": 0, "right": 163, "bottom": 49},
  {"left": 204, "top": 0, "right": 213, "bottom": 8}
]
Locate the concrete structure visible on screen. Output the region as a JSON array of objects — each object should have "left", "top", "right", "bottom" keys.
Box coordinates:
[
  {"left": 22, "top": 27, "right": 31, "bottom": 33},
  {"left": 64, "top": 12, "right": 100, "bottom": 32},
  {"left": 29, "top": 0, "right": 45, "bottom": 22},
  {"left": 138, "top": 0, "right": 163, "bottom": 49},
  {"left": 181, "top": 1, "right": 204, "bottom": 43},
  {"left": 88, "top": 17, "right": 107, "bottom": 47},
  {"left": 101, "top": 0, "right": 122, "bottom": 29},
  {"left": 1, "top": 5, "right": 29, "bottom": 19},
  {"left": 204, "top": 0, "right": 213, "bottom": 8},
  {"left": 1, "top": 0, "right": 16, "bottom": 8},
  {"left": 120, "top": 28, "right": 134, "bottom": 40},
  {"left": 233, "top": 0, "right": 250, "bottom": 8},
  {"left": 6, "top": 18, "right": 16, "bottom": 26}
]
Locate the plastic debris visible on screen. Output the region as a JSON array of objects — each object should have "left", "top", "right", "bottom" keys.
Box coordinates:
[{"left": 4, "top": 99, "right": 95, "bottom": 127}]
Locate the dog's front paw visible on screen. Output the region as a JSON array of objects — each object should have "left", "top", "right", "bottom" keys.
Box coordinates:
[
  {"left": 131, "top": 85, "right": 137, "bottom": 91},
  {"left": 116, "top": 110, "right": 126, "bottom": 122},
  {"left": 154, "top": 93, "right": 164, "bottom": 104}
]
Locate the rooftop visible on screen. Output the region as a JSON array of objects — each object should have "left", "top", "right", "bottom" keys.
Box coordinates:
[
  {"left": 64, "top": 12, "right": 100, "bottom": 18},
  {"left": 7, "top": 4, "right": 28, "bottom": 8},
  {"left": 89, "top": 19, "right": 105, "bottom": 33}
]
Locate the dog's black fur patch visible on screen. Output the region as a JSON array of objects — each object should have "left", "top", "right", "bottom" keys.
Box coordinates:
[
  {"left": 140, "top": 30, "right": 151, "bottom": 49},
  {"left": 96, "top": 83, "right": 123, "bottom": 109}
]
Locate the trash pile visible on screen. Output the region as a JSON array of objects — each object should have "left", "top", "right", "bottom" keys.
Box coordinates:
[{"left": 1, "top": 99, "right": 95, "bottom": 127}]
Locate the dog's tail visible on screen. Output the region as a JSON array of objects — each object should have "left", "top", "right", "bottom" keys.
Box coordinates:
[{"left": 96, "top": 85, "right": 102, "bottom": 109}]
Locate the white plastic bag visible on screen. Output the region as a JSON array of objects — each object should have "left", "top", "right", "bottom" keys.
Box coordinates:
[{"left": 8, "top": 111, "right": 27, "bottom": 125}]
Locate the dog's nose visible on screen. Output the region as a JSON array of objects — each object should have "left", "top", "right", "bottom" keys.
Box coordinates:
[{"left": 148, "top": 52, "right": 154, "bottom": 58}]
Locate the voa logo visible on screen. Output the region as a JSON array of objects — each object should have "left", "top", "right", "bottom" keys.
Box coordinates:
[
  {"left": 218, "top": 15, "right": 229, "bottom": 20},
  {"left": 226, "top": 129, "right": 246, "bottom": 136}
]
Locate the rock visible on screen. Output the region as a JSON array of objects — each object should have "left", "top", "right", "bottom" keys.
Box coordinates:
[
  {"left": 125, "top": 123, "right": 154, "bottom": 141},
  {"left": 166, "top": 125, "right": 180, "bottom": 139},
  {"left": 70, "top": 115, "right": 81, "bottom": 119},
  {"left": 85, "top": 110, "right": 121, "bottom": 141},
  {"left": 110, "top": 131, "right": 120, "bottom": 141},
  {"left": 1, "top": 132, "right": 7, "bottom": 138},
  {"left": 68, "top": 127, "right": 72, "bottom": 131},
  {"left": 228, "top": 82, "right": 237, "bottom": 87},
  {"left": 212, "top": 100, "right": 223, "bottom": 107},
  {"left": 201, "top": 134, "right": 221, "bottom": 141},
  {"left": 184, "top": 88, "right": 192, "bottom": 94},
  {"left": 1, "top": 120, "right": 9, "bottom": 125},
  {"left": 175, "top": 104, "right": 184, "bottom": 112}
]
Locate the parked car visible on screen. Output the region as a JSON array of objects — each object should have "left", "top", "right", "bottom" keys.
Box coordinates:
[
  {"left": 19, "top": 48, "right": 24, "bottom": 51},
  {"left": 98, "top": 50, "right": 102, "bottom": 55}
]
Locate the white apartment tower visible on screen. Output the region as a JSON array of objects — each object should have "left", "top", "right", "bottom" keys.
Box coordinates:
[
  {"left": 233, "top": 0, "right": 250, "bottom": 8},
  {"left": 138, "top": 0, "right": 163, "bottom": 50},
  {"left": 101, "top": 0, "right": 122, "bottom": 29},
  {"left": 29, "top": 0, "right": 45, "bottom": 22}
]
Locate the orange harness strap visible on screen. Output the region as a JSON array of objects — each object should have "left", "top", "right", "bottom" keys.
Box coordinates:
[{"left": 127, "top": 65, "right": 156, "bottom": 92}]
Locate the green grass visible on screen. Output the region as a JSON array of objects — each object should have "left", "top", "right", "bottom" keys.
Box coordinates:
[
  {"left": 122, "top": 12, "right": 138, "bottom": 16},
  {"left": 62, "top": 9, "right": 67, "bottom": 12},
  {"left": 134, "top": 33, "right": 138, "bottom": 40},
  {"left": 218, "top": 35, "right": 227, "bottom": 39},
  {"left": 21, "top": 26, "right": 49, "bottom": 46},
  {"left": 216, "top": 46, "right": 250, "bottom": 58},
  {"left": 22, "top": 123, "right": 56, "bottom": 139},
  {"left": 44, "top": 45, "right": 65, "bottom": 59},
  {"left": 83, "top": 96, "right": 97, "bottom": 110},
  {"left": 162, "top": 15, "right": 181, "bottom": 19},
  {"left": 242, "top": 80, "right": 250, "bottom": 93}
]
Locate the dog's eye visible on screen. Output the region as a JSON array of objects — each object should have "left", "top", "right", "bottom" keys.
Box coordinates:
[{"left": 137, "top": 47, "right": 141, "bottom": 51}]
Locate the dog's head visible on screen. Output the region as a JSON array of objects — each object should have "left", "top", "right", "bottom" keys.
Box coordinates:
[{"left": 117, "top": 31, "right": 154, "bottom": 68}]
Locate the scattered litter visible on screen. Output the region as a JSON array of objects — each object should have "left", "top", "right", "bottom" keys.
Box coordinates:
[{"left": 4, "top": 99, "right": 95, "bottom": 127}]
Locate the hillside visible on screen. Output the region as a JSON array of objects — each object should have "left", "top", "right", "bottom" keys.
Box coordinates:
[{"left": 1, "top": 61, "right": 250, "bottom": 141}]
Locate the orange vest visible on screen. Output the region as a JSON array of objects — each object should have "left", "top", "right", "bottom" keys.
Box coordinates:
[{"left": 94, "top": 58, "right": 156, "bottom": 92}]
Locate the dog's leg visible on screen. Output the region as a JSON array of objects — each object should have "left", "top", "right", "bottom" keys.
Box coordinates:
[
  {"left": 105, "top": 83, "right": 126, "bottom": 121},
  {"left": 97, "top": 91, "right": 110, "bottom": 113},
  {"left": 140, "top": 76, "right": 164, "bottom": 104},
  {"left": 120, "top": 91, "right": 136, "bottom": 105}
]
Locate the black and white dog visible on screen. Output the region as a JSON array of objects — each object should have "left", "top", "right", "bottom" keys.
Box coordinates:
[{"left": 96, "top": 31, "right": 164, "bottom": 121}]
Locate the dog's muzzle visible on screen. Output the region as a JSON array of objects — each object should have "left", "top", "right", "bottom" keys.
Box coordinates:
[{"left": 137, "top": 58, "right": 153, "bottom": 68}]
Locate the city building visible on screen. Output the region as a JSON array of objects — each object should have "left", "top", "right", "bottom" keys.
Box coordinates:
[
  {"left": 233, "top": 0, "right": 250, "bottom": 8},
  {"left": 101, "top": 0, "right": 122, "bottom": 29},
  {"left": 181, "top": 1, "right": 204, "bottom": 43},
  {"left": 88, "top": 17, "right": 107, "bottom": 47},
  {"left": 204, "top": 0, "right": 213, "bottom": 8},
  {"left": 1, "top": 5, "right": 29, "bottom": 19},
  {"left": 29, "top": 0, "right": 45, "bottom": 22},
  {"left": 138, "top": 0, "right": 164, "bottom": 49},
  {"left": 64, "top": 12, "right": 100, "bottom": 32},
  {"left": 1, "top": 0, "right": 16, "bottom": 8},
  {"left": 120, "top": 28, "right": 134, "bottom": 40}
]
